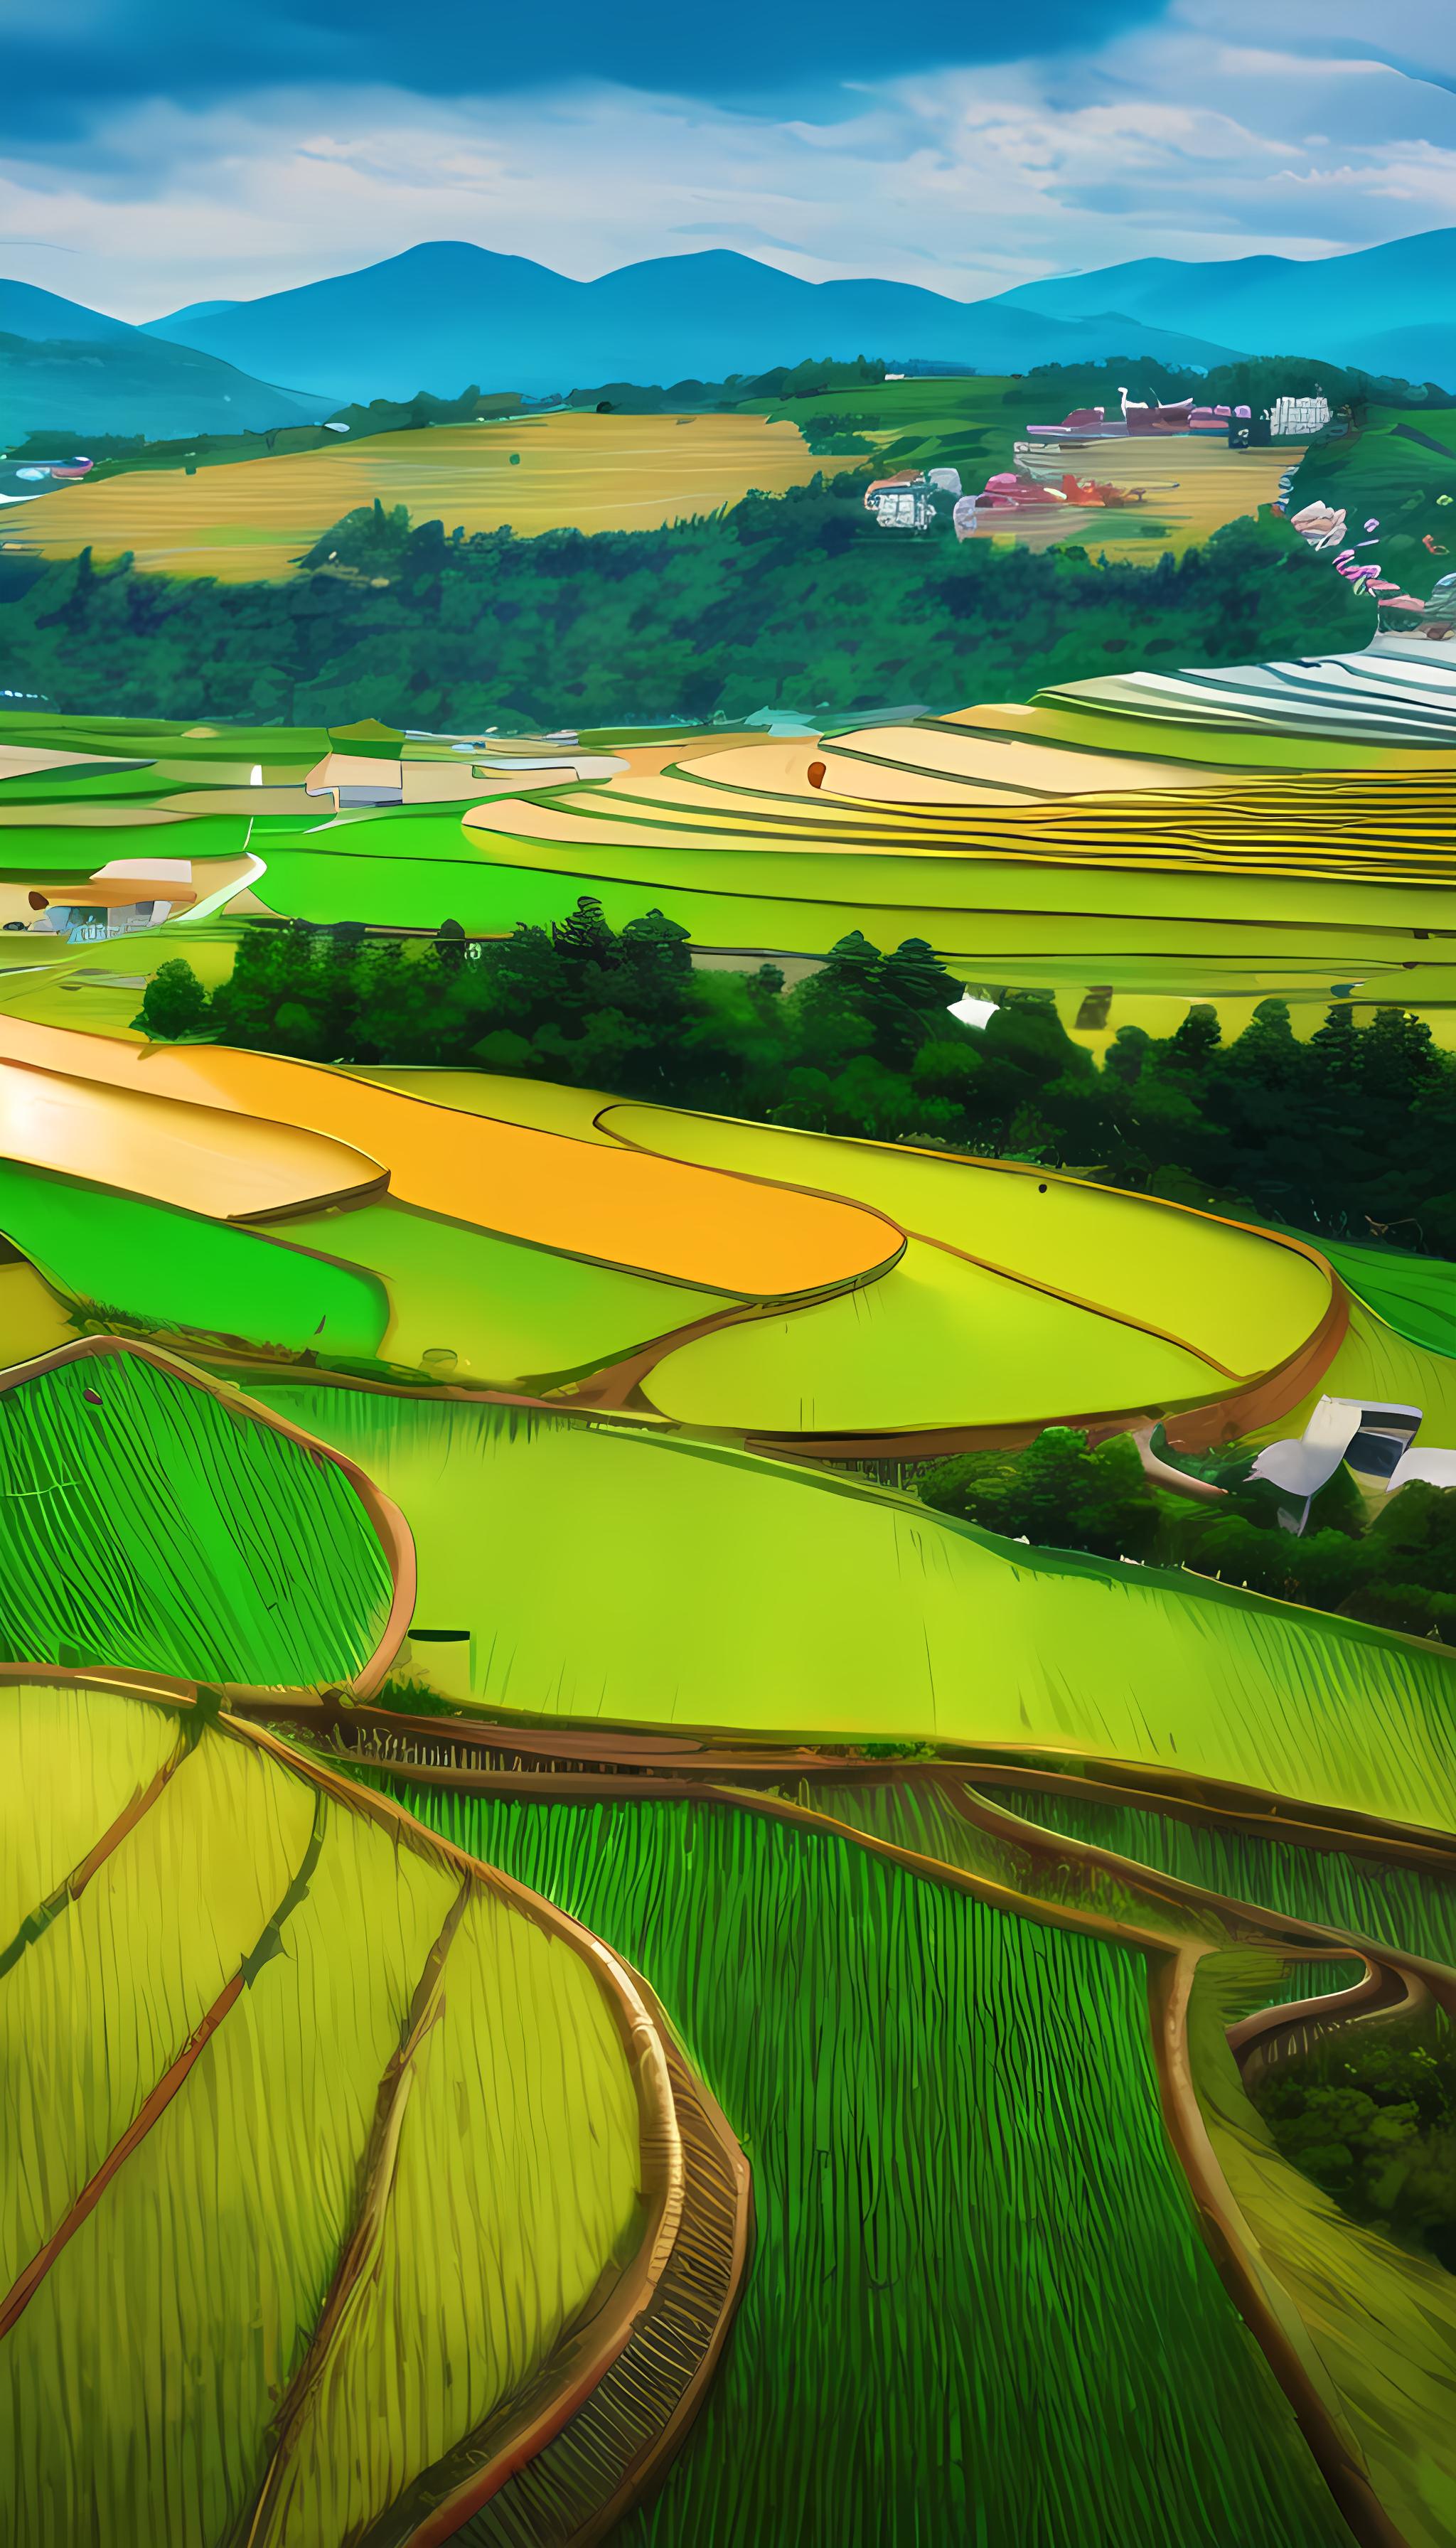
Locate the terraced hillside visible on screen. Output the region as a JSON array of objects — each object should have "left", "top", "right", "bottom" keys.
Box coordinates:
[
  {"left": 5, "top": 616, "right": 1456, "bottom": 2548},
  {"left": 0, "top": 1674, "right": 747, "bottom": 2548},
  {"left": 329, "top": 1733, "right": 1456, "bottom": 2548},
  {"left": 253, "top": 1383, "right": 1456, "bottom": 1834},
  {"left": 0, "top": 1017, "right": 1340, "bottom": 1447}
]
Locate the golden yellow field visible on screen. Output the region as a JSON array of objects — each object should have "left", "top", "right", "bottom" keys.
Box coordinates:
[
  {"left": 18, "top": 412, "right": 850, "bottom": 580},
  {"left": 938, "top": 435, "right": 1303, "bottom": 562}
]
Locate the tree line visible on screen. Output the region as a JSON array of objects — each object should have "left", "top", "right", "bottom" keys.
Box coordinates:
[{"left": 141, "top": 895, "right": 1456, "bottom": 1254}]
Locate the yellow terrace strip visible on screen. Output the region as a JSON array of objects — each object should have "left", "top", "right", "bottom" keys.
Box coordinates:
[
  {"left": 0, "top": 1058, "right": 385, "bottom": 1220},
  {"left": 670, "top": 731, "right": 1244, "bottom": 805},
  {"left": 809, "top": 726, "right": 1255, "bottom": 801},
  {"left": 0, "top": 1679, "right": 725, "bottom": 2548},
  {"left": 464, "top": 764, "right": 1456, "bottom": 882},
  {"left": 0, "top": 1019, "right": 902, "bottom": 1300},
  {"left": 938, "top": 697, "right": 1456, "bottom": 774}
]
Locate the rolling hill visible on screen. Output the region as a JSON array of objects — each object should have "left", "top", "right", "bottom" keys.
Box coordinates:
[{"left": 0, "top": 282, "right": 332, "bottom": 437}]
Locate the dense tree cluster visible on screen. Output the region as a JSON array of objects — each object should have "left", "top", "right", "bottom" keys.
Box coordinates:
[
  {"left": 1, "top": 475, "right": 1366, "bottom": 728},
  {"left": 567, "top": 355, "right": 888, "bottom": 414},
  {"left": 140, "top": 907, "right": 1456, "bottom": 1254},
  {"left": 1017, "top": 353, "right": 1456, "bottom": 418},
  {"left": 921, "top": 1430, "right": 1456, "bottom": 1642},
  {"left": 1251, "top": 2020, "right": 1456, "bottom": 2274}
]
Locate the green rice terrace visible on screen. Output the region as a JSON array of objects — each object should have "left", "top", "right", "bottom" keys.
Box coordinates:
[
  {"left": 6, "top": 520, "right": 1456, "bottom": 2544},
  {"left": 0, "top": 1346, "right": 401, "bottom": 1691}
]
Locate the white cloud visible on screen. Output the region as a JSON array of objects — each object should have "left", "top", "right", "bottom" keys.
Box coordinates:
[{"left": 2, "top": 12, "right": 1455, "bottom": 321}]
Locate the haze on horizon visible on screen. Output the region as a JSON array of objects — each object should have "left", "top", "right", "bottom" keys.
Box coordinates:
[{"left": 3, "top": 0, "right": 1455, "bottom": 323}]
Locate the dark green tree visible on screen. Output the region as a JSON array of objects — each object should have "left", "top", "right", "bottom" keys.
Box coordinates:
[
  {"left": 433, "top": 916, "right": 468, "bottom": 972},
  {"left": 132, "top": 958, "right": 210, "bottom": 1042}
]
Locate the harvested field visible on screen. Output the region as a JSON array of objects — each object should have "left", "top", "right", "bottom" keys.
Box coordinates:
[
  {"left": 17, "top": 412, "right": 849, "bottom": 581},
  {"left": 0, "top": 1057, "right": 381, "bottom": 1219}
]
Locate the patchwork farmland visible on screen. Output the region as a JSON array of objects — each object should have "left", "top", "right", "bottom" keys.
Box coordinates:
[{"left": 4, "top": 580, "right": 1456, "bottom": 2545}]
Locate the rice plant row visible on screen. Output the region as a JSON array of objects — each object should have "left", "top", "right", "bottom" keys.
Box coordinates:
[
  {"left": 409, "top": 1787, "right": 1353, "bottom": 2548},
  {"left": 996, "top": 1782, "right": 1456, "bottom": 1977},
  {"left": 0, "top": 1347, "right": 397, "bottom": 1688}
]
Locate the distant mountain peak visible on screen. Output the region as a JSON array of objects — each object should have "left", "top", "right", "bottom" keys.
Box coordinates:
[{"left": 119, "top": 242, "right": 1239, "bottom": 406}]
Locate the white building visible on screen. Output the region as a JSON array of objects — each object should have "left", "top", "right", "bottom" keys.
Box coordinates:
[{"left": 1269, "top": 395, "right": 1333, "bottom": 438}]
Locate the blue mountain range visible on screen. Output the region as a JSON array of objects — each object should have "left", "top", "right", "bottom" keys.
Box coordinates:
[
  {"left": 4, "top": 229, "right": 1455, "bottom": 435},
  {"left": 989, "top": 230, "right": 1456, "bottom": 390},
  {"left": 134, "top": 243, "right": 1243, "bottom": 404}
]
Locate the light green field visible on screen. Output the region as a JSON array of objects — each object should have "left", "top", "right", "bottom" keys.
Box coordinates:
[
  {"left": 996, "top": 1782, "right": 1456, "bottom": 1972},
  {"left": 639, "top": 1231, "right": 1222, "bottom": 1435},
  {"left": 1265, "top": 1300, "right": 1456, "bottom": 1449},
  {"left": 343, "top": 1066, "right": 616, "bottom": 1144},
  {"left": 0, "top": 813, "right": 252, "bottom": 874},
  {"left": 1, "top": 1684, "right": 646, "bottom": 2548},
  {"left": 255, "top": 1388, "right": 1456, "bottom": 1828},
  {"left": 0, "top": 1161, "right": 387, "bottom": 1361},
  {"left": 268, "top": 837, "right": 1447, "bottom": 969},
  {"left": 0, "top": 712, "right": 331, "bottom": 768},
  {"left": 604, "top": 1105, "right": 1330, "bottom": 1418},
  {"left": 0, "top": 1679, "right": 180, "bottom": 1941},
  {"left": 279, "top": 1197, "right": 714, "bottom": 1387}
]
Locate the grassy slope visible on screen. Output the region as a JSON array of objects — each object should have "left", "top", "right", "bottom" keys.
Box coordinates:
[
  {"left": 256, "top": 1388, "right": 1456, "bottom": 1829},
  {"left": 1321, "top": 1241, "right": 1456, "bottom": 1359},
  {"left": 1265, "top": 1300, "right": 1456, "bottom": 1450},
  {"left": 401, "top": 1788, "right": 1351, "bottom": 2548}
]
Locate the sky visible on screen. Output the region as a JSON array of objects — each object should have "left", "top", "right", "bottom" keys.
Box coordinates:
[{"left": 2, "top": 0, "right": 1455, "bottom": 318}]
